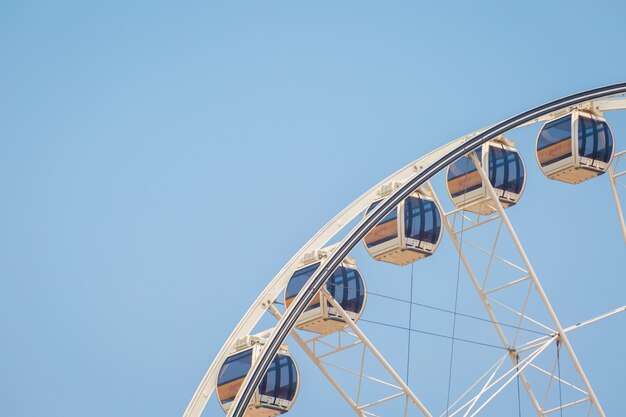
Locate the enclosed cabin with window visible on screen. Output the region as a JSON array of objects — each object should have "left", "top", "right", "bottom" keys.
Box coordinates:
[
  {"left": 363, "top": 183, "right": 443, "bottom": 266},
  {"left": 284, "top": 248, "right": 366, "bottom": 334},
  {"left": 446, "top": 138, "right": 526, "bottom": 215},
  {"left": 536, "top": 110, "right": 615, "bottom": 183},
  {"left": 216, "top": 334, "right": 300, "bottom": 417}
]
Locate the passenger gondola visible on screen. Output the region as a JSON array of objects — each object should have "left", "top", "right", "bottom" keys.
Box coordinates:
[
  {"left": 284, "top": 251, "right": 366, "bottom": 334},
  {"left": 536, "top": 110, "right": 615, "bottom": 183},
  {"left": 216, "top": 335, "right": 299, "bottom": 417},
  {"left": 363, "top": 183, "right": 443, "bottom": 265},
  {"left": 446, "top": 138, "right": 526, "bottom": 215}
]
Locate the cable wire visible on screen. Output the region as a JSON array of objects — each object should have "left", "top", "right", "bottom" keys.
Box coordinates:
[
  {"left": 446, "top": 156, "right": 471, "bottom": 416},
  {"left": 325, "top": 281, "right": 548, "bottom": 336},
  {"left": 406, "top": 263, "right": 414, "bottom": 384},
  {"left": 516, "top": 353, "right": 522, "bottom": 417},
  {"left": 557, "top": 340, "right": 563, "bottom": 417},
  {"left": 359, "top": 318, "right": 509, "bottom": 351}
]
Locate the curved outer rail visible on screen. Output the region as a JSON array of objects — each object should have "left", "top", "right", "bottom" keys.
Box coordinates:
[{"left": 183, "top": 83, "right": 626, "bottom": 417}]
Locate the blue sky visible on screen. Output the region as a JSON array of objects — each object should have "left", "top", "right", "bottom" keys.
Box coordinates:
[{"left": 1, "top": 1, "right": 625, "bottom": 416}]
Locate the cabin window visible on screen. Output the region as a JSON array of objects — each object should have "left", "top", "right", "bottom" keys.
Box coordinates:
[
  {"left": 364, "top": 200, "right": 398, "bottom": 247},
  {"left": 578, "top": 116, "right": 613, "bottom": 163},
  {"left": 217, "top": 349, "right": 252, "bottom": 389},
  {"left": 447, "top": 150, "right": 482, "bottom": 197},
  {"left": 327, "top": 267, "right": 365, "bottom": 314},
  {"left": 404, "top": 197, "right": 440, "bottom": 244},
  {"left": 260, "top": 355, "right": 298, "bottom": 402},
  {"left": 285, "top": 263, "right": 321, "bottom": 311},
  {"left": 488, "top": 147, "right": 524, "bottom": 194},
  {"left": 537, "top": 115, "right": 573, "bottom": 166}
]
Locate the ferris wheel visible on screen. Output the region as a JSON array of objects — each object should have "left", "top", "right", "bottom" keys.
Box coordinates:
[{"left": 182, "top": 83, "right": 626, "bottom": 417}]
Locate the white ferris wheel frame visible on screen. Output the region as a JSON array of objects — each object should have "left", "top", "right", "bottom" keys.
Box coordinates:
[{"left": 183, "top": 83, "right": 626, "bottom": 417}]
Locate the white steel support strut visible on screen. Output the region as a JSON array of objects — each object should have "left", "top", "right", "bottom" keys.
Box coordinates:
[
  {"left": 322, "top": 288, "right": 433, "bottom": 417},
  {"left": 608, "top": 150, "right": 626, "bottom": 244},
  {"left": 269, "top": 300, "right": 434, "bottom": 417},
  {"left": 426, "top": 183, "right": 545, "bottom": 417},
  {"left": 266, "top": 304, "right": 365, "bottom": 417},
  {"left": 468, "top": 152, "right": 606, "bottom": 417},
  {"left": 269, "top": 298, "right": 445, "bottom": 417}
]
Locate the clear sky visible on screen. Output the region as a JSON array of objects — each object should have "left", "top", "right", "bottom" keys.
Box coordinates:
[{"left": 1, "top": 1, "right": 625, "bottom": 417}]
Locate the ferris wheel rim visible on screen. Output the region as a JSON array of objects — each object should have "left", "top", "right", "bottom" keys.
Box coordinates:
[{"left": 184, "top": 82, "right": 626, "bottom": 417}]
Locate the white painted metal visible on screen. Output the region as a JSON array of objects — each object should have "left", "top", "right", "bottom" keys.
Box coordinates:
[
  {"left": 427, "top": 183, "right": 546, "bottom": 416},
  {"left": 273, "top": 286, "right": 441, "bottom": 417},
  {"left": 323, "top": 288, "right": 433, "bottom": 417},
  {"left": 608, "top": 150, "right": 626, "bottom": 243},
  {"left": 429, "top": 160, "right": 625, "bottom": 417},
  {"left": 267, "top": 304, "right": 365, "bottom": 417},
  {"left": 594, "top": 97, "right": 626, "bottom": 112},
  {"left": 438, "top": 354, "right": 507, "bottom": 417},
  {"left": 562, "top": 305, "right": 626, "bottom": 334},
  {"left": 183, "top": 87, "right": 626, "bottom": 417},
  {"left": 444, "top": 339, "right": 555, "bottom": 417},
  {"left": 470, "top": 151, "right": 606, "bottom": 417},
  {"left": 467, "top": 339, "right": 555, "bottom": 417}
]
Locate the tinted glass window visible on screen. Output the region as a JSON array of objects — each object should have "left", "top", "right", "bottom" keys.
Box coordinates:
[
  {"left": 595, "top": 121, "right": 612, "bottom": 162},
  {"left": 260, "top": 354, "right": 298, "bottom": 402},
  {"left": 277, "top": 356, "right": 294, "bottom": 398},
  {"left": 489, "top": 147, "right": 506, "bottom": 189},
  {"left": 537, "top": 115, "right": 573, "bottom": 167},
  {"left": 217, "top": 349, "right": 252, "bottom": 386},
  {"left": 260, "top": 358, "right": 277, "bottom": 398},
  {"left": 488, "top": 146, "right": 524, "bottom": 194},
  {"left": 364, "top": 200, "right": 398, "bottom": 247},
  {"left": 578, "top": 116, "right": 614, "bottom": 163},
  {"left": 448, "top": 151, "right": 479, "bottom": 179},
  {"left": 285, "top": 263, "right": 320, "bottom": 300},
  {"left": 447, "top": 151, "right": 482, "bottom": 198},
  {"left": 404, "top": 196, "right": 441, "bottom": 244},
  {"left": 327, "top": 266, "right": 365, "bottom": 313},
  {"left": 365, "top": 199, "right": 397, "bottom": 223},
  {"left": 538, "top": 115, "right": 571, "bottom": 149}
]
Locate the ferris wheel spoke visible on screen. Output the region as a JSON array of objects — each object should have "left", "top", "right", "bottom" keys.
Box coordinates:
[
  {"left": 444, "top": 339, "right": 555, "bottom": 417},
  {"left": 428, "top": 183, "right": 546, "bottom": 416},
  {"left": 323, "top": 288, "right": 433, "bottom": 417},
  {"left": 469, "top": 152, "right": 607, "bottom": 417},
  {"left": 428, "top": 143, "right": 614, "bottom": 417},
  {"left": 439, "top": 353, "right": 508, "bottom": 417},
  {"left": 486, "top": 296, "right": 556, "bottom": 335},
  {"left": 268, "top": 294, "right": 431, "bottom": 417},
  {"left": 609, "top": 150, "right": 626, "bottom": 243},
  {"left": 543, "top": 398, "right": 591, "bottom": 415},
  {"left": 467, "top": 339, "right": 557, "bottom": 417}
]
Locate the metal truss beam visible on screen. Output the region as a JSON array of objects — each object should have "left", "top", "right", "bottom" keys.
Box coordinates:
[
  {"left": 608, "top": 150, "right": 626, "bottom": 243},
  {"left": 269, "top": 297, "right": 431, "bottom": 417},
  {"left": 469, "top": 152, "right": 606, "bottom": 417},
  {"left": 427, "top": 183, "right": 546, "bottom": 417}
]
